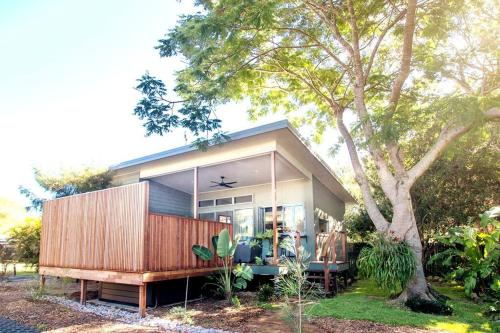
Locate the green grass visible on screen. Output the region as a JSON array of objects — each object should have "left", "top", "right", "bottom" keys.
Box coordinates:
[
  {"left": 2, "top": 263, "right": 37, "bottom": 276},
  {"left": 306, "top": 279, "right": 496, "bottom": 333}
]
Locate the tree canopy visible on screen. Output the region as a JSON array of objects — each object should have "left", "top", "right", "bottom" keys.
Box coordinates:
[
  {"left": 20, "top": 167, "right": 114, "bottom": 211},
  {"left": 135, "top": 0, "right": 499, "bottom": 299}
]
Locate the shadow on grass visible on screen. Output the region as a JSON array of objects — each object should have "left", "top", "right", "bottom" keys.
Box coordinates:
[{"left": 306, "top": 280, "right": 496, "bottom": 333}]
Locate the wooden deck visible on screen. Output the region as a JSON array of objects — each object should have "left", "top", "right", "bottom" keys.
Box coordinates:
[
  {"left": 249, "top": 261, "right": 349, "bottom": 276},
  {"left": 39, "top": 182, "right": 232, "bottom": 316}
]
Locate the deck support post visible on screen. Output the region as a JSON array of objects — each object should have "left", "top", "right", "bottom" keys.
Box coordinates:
[
  {"left": 39, "top": 275, "right": 46, "bottom": 290},
  {"left": 193, "top": 167, "right": 199, "bottom": 219},
  {"left": 271, "top": 151, "right": 278, "bottom": 264},
  {"left": 139, "top": 284, "right": 147, "bottom": 318},
  {"left": 341, "top": 232, "right": 347, "bottom": 261},
  {"left": 80, "top": 279, "right": 88, "bottom": 305}
]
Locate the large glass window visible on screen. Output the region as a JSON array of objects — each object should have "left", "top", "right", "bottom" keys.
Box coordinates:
[
  {"left": 264, "top": 204, "right": 304, "bottom": 232},
  {"left": 216, "top": 211, "right": 233, "bottom": 223},
  {"left": 234, "top": 208, "right": 254, "bottom": 237}
]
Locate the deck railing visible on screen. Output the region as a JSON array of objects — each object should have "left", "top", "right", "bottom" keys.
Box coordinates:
[{"left": 40, "top": 181, "right": 232, "bottom": 273}]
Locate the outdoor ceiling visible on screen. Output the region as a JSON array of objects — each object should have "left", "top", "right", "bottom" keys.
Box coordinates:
[{"left": 149, "top": 153, "right": 305, "bottom": 194}]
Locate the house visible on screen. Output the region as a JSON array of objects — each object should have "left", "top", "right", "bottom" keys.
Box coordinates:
[{"left": 38, "top": 120, "right": 355, "bottom": 316}]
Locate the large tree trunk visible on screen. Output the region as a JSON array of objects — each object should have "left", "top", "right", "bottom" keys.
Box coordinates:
[{"left": 388, "top": 190, "right": 433, "bottom": 301}]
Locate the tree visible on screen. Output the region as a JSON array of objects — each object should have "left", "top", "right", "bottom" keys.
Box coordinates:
[
  {"left": 0, "top": 197, "right": 25, "bottom": 237},
  {"left": 346, "top": 123, "right": 499, "bottom": 243},
  {"left": 20, "top": 167, "right": 114, "bottom": 211},
  {"left": 8, "top": 217, "right": 41, "bottom": 268},
  {"left": 135, "top": 0, "right": 499, "bottom": 300}
]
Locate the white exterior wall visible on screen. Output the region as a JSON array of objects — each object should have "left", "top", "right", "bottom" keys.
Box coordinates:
[
  {"left": 198, "top": 179, "right": 308, "bottom": 229},
  {"left": 312, "top": 176, "right": 345, "bottom": 232}
]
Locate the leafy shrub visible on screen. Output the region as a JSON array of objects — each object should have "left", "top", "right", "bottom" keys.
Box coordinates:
[
  {"left": 192, "top": 228, "right": 253, "bottom": 301},
  {"left": 8, "top": 217, "right": 41, "bottom": 268},
  {"left": 429, "top": 207, "right": 500, "bottom": 298},
  {"left": 25, "top": 280, "right": 46, "bottom": 301},
  {"left": 257, "top": 284, "right": 275, "bottom": 302},
  {"left": 168, "top": 306, "right": 194, "bottom": 325},
  {"left": 231, "top": 295, "right": 241, "bottom": 308},
  {"left": 357, "top": 233, "right": 416, "bottom": 295},
  {"left": 405, "top": 297, "right": 453, "bottom": 315}
]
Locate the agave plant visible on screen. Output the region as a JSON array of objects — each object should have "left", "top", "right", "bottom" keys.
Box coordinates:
[{"left": 192, "top": 228, "right": 253, "bottom": 300}]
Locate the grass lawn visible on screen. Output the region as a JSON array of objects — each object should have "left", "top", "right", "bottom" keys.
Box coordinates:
[
  {"left": 2, "top": 263, "right": 37, "bottom": 276},
  {"left": 306, "top": 279, "right": 497, "bottom": 333}
]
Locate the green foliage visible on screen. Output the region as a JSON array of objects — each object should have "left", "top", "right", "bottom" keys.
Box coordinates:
[
  {"left": 357, "top": 233, "right": 416, "bottom": 296},
  {"left": 216, "top": 228, "right": 237, "bottom": 258},
  {"left": 257, "top": 284, "right": 275, "bottom": 302},
  {"left": 230, "top": 295, "right": 241, "bottom": 308},
  {"left": 411, "top": 123, "right": 500, "bottom": 241},
  {"left": 191, "top": 245, "right": 212, "bottom": 261},
  {"left": 429, "top": 207, "right": 500, "bottom": 298},
  {"left": 20, "top": 167, "right": 114, "bottom": 212},
  {"left": 254, "top": 256, "right": 263, "bottom": 265},
  {"left": 274, "top": 237, "right": 323, "bottom": 333},
  {"left": 307, "top": 279, "right": 496, "bottom": 333},
  {"left": 0, "top": 197, "right": 25, "bottom": 237},
  {"left": 0, "top": 244, "right": 15, "bottom": 276},
  {"left": 191, "top": 228, "right": 253, "bottom": 301},
  {"left": 8, "top": 217, "right": 41, "bottom": 268}
]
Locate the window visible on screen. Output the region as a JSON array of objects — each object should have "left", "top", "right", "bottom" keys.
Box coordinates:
[
  {"left": 263, "top": 204, "right": 304, "bottom": 232},
  {"left": 234, "top": 208, "right": 254, "bottom": 237},
  {"left": 216, "top": 197, "right": 233, "bottom": 206},
  {"left": 199, "top": 212, "right": 215, "bottom": 221},
  {"left": 234, "top": 195, "right": 253, "bottom": 204},
  {"left": 199, "top": 199, "right": 214, "bottom": 207},
  {"left": 216, "top": 211, "right": 233, "bottom": 223}
]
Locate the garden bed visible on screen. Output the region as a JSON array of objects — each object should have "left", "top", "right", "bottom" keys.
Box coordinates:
[{"left": 1, "top": 275, "right": 490, "bottom": 332}]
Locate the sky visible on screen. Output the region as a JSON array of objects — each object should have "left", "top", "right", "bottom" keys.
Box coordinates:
[{"left": 0, "top": 0, "right": 348, "bottom": 207}]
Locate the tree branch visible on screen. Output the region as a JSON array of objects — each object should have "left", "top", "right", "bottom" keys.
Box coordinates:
[
  {"left": 387, "top": 0, "right": 417, "bottom": 112},
  {"left": 336, "top": 110, "right": 390, "bottom": 231},
  {"left": 365, "top": 9, "right": 408, "bottom": 81},
  {"left": 407, "top": 107, "right": 500, "bottom": 185}
]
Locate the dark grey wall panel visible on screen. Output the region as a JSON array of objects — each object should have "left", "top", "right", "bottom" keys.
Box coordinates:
[{"left": 148, "top": 180, "right": 193, "bottom": 217}]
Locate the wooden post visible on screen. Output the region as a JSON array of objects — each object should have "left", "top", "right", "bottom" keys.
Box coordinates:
[
  {"left": 80, "top": 279, "right": 87, "bottom": 305},
  {"left": 341, "top": 232, "right": 347, "bottom": 262},
  {"left": 39, "top": 275, "right": 46, "bottom": 290},
  {"left": 271, "top": 151, "right": 278, "bottom": 264},
  {"left": 193, "top": 167, "right": 199, "bottom": 219},
  {"left": 184, "top": 276, "right": 190, "bottom": 310},
  {"left": 139, "top": 284, "right": 147, "bottom": 318}
]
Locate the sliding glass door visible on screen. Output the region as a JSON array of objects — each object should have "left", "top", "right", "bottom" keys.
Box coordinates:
[{"left": 234, "top": 208, "right": 254, "bottom": 237}]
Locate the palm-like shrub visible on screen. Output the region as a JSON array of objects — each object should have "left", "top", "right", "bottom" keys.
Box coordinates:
[
  {"left": 429, "top": 207, "right": 500, "bottom": 298},
  {"left": 357, "top": 233, "right": 416, "bottom": 296},
  {"left": 192, "top": 228, "right": 253, "bottom": 301}
]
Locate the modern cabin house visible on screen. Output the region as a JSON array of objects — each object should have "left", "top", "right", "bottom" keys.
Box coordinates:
[{"left": 39, "top": 120, "right": 355, "bottom": 316}]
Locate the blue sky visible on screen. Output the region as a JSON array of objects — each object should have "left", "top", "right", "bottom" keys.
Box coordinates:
[{"left": 0, "top": 0, "right": 347, "bottom": 207}]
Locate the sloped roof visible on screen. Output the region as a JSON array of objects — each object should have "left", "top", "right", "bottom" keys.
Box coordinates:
[{"left": 111, "top": 120, "right": 355, "bottom": 202}]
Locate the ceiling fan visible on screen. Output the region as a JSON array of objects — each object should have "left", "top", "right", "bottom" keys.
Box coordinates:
[{"left": 210, "top": 176, "right": 237, "bottom": 188}]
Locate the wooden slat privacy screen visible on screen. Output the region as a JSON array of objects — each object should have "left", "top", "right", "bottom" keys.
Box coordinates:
[
  {"left": 40, "top": 182, "right": 149, "bottom": 272},
  {"left": 40, "top": 181, "right": 233, "bottom": 274},
  {"left": 147, "top": 214, "right": 232, "bottom": 271}
]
